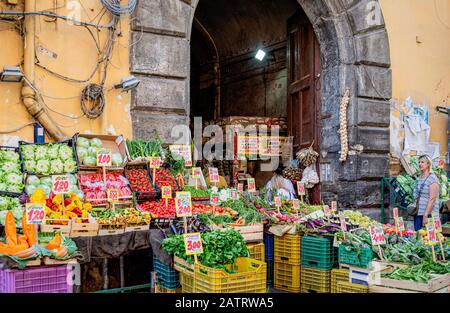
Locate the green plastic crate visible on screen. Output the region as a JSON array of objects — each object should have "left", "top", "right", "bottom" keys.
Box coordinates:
[
  {"left": 301, "top": 236, "right": 336, "bottom": 270},
  {"left": 338, "top": 244, "right": 373, "bottom": 268}
]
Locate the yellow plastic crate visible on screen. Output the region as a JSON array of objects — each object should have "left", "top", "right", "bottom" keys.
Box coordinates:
[
  {"left": 247, "top": 242, "right": 265, "bottom": 262},
  {"left": 194, "top": 257, "right": 267, "bottom": 293},
  {"left": 274, "top": 234, "right": 301, "bottom": 265},
  {"left": 331, "top": 269, "right": 349, "bottom": 293},
  {"left": 155, "top": 284, "right": 182, "bottom": 293},
  {"left": 179, "top": 272, "right": 194, "bottom": 293},
  {"left": 300, "top": 267, "right": 331, "bottom": 293},
  {"left": 274, "top": 262, "right": 301, "bottom": 293},
  {"left": 336, "top": 281, "right": 368, "bottom": 293}
]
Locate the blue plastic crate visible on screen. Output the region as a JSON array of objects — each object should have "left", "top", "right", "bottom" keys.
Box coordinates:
[
  {"left": 152, "top": 256, "right": 180, "bottom": 289},
  {"left": 267, "top": 260, "right": 274, "bottom": 287},
  {"left": 264, "top": 232, "right": 274, "bottom": 261}
]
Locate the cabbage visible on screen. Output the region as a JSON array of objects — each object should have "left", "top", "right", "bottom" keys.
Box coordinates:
[
  {"left": 83, "top": 155, "right": 97, "bottom": 166},
  {"left": 25, "top": 184, "right": 37, "bottom": 195},
  {"left": 0, "top": 197, "right": 9, "bottom": 210},
  {"left": 7, "top": 173, "right": 22, "bottom": 185},
  {"left": 12, "top": 208, "right": 23, "bottom": 220},
  {"left": 0, "top": 183, "right": 6, "bottom": 191},
  {"left": 90, "top": 138, "right": 103, "bottom": 148},
  {"left": 7, "top": 184, "right": 23, "bottom": 193},
  {"left": 2, "top": 162, "right": 20, "bottom": 173},
  {"left": 59, "top": 145, "right": 74, "bottom": 160},
  {"left": 77, "top": 147, "right": 88, "bottom": 160},
  {"left": 0, "top": 196, "right": 20, "bottom": 211},
  {"left": 50, "top": 159, "right": 64, "bottom": 173},
  {"left": 27, "top": 175, "right": 41, "bottom": 186},
  {"left": 21, "top": 145, "right": 35, "bottom": 160},
  {"left": 87, "top": 146, "right": 98, "bottom": 157},
  {"left": 40, "top": 176, "right": 53, "bottom": 186},
  {"left": 35, "top": 145, "right": 48, "bottom": 160},
  {"left": 36, "top": 159, "right": 50, "bottom": 174},
  {"left": 47, "top": 144, "right": 60, "bottom": 159},
  {"left": 112, "top": 153, "right": 123, "bottom": 166},
  {"left": 2, "top": 150, "right": 20, "bottom": 162},
  {"left": 77, "top": 137, "right": 90, "bottom": 148},
  {"left": 68, "top": 174, "right": 78, "bottom": 186},
  {"left": 63, "top": 160, "right": 77, "bottom": 173},
  {"left": 38, "top": 184, "right": 51, "bottom": 196},
  {"left": 24, "top": 160, "right": 36, "bottom": 172}
]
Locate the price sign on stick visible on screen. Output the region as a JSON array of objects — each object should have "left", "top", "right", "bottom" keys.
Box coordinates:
[
  {"left": 331, "top": 201, "right": 337, "bottom": 213},
  {"left": 237, "top": 183, "right": 244, "bottom": 193},
  {"left": 161, "top": 186, "right": 172, "bottom": 199},
  {"left": 192, "top": 167, "right": 202, "bottom": 179},
  {"left": 427, "top": 222, "right": 437, "bottom": 244},
  {"left": 184, "top": 233, "right": 203, "bottom": 256},
  {"left": 149, "top": 157, "right": 161, "bottom": 169},
  {"left": 369, "top": 225, "right": 386, "bottom": 246},
  {"left": 209, "top": 167, "right": 219, "bottom": 183},
  {"left": 175, "top": 192, "right": 193, "bottom": 217},
  {"left": 247, "top": 178, "right": 256, "bottom": 192},
  {"left": 107, "top": 189, "right": 120, "bottom": 202},
  {"left": 210, "top": 193, "right": 220, "bottom": 206},
  {"left": 339, "top": 212, "right": 347, "bottom": 232},
  {"left": 392, "top": 207, "right": 399, "bottom": 220},
  {"left": 230, "top": 189, "right": 238, "bottom": 199},
  {"left": 274, "top": 196, "right": 282, "bottom": 208},
  {"left": 169, "top": 145, "right": 192, "bottom": 167},
  {"left": 323, "top": 205, "right": 331, "bottom": 217},
  {"left": 292, "top": 199, "right": 300, "bottom": 210},
  {"left": 397, "top": 217, "right": 405, "bottom": 232},
  {"left": 432, "top": 213, "right": 442, "bottom": 233},
  {"left": 26, "top": 203, "right": 45, "bottom": 225},
  {"left": 52, "top": 175, "right": 71, "bottom": 194},
  {"left": 297, "top": 182, "right": 305, "bottom": 196},
  {"left": 96, "top": 149, "right": 112, "bottom": 167},
  {"left": 438, "top": 159, "right": 445, "bottom": 169}
]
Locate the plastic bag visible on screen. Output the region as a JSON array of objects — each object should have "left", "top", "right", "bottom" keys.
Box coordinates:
[{"left": 301, "top": 164, "right": 319, "bottom": 188}]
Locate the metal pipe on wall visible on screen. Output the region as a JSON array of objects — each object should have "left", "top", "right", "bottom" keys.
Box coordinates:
[{"left": 21, "top": 0, "right": 66, "bottom": 141}]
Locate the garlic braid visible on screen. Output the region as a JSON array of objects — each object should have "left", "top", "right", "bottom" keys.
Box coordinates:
[{"left": 339, "top": 88, "right": 350, "bottom": 162}]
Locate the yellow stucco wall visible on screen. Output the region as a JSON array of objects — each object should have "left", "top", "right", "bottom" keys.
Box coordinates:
[
  {"left": 380, "top": 0, "right": 450, "bottom": 156},
  {"left": 0, "top": 0, "right": 132, "bottom": 146}
]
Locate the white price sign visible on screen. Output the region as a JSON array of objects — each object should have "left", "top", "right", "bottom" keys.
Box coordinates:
[
  {"left": 297, "top": 182, "right": 306, "bottom": 196},
  {"left": 52, "top": 174, "right": 71, "bottom": 194},
  {"left": 184, "top": 232, "right": 203, "bottom": 255},
  {"left": 339, "top": 212, "right": 347, "bottom": 232},
  {"left": 26, "top": 203, "right": 45, "bottom": 225},
  {"left": 369, "top": 225, "right": 386, "bottom": 246},
  {"left": 209, "top": 167, "right": 219, "bottom": 183},
  {"left": 96, "top": 149, "right": 112, "bottom": 167}
]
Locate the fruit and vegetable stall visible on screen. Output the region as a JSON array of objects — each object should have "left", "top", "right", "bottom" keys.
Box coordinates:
[{"left": 0, "top": 133, "right": 448, "bottom": 294}]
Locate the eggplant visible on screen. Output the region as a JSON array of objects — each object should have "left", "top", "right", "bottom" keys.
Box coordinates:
[{"left": 312, "top": 219, "right": 323, "bottom": 226}]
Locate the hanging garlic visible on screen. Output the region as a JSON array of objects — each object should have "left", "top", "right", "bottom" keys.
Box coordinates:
[{"left": 339, "top": 88, "right": 350, "bottom": 162}]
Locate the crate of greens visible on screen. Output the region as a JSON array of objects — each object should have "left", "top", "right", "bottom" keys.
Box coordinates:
[
  {"left": 126, "top": 139, "right": 167, "bottom": 163},
  {"left": 0, "top": 147, "right": 24, "bottom": 196}
]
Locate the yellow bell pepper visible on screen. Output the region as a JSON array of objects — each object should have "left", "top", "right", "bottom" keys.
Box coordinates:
[
  {"left": 73, "top": 198, "right": 83, "bottom": 210},
  {"left": 65, "top": 203, "right": 76, "bottom": 212},
  {"left": 81, "top": 210, "right": 89, "bottom": 218},
  {"left": 30, "top": 189, "right": 46, "bottom": 204},
  {"left": 52, "top": 194, "right": 62, "bottom": 205},
  {"left": 83, "top": 203, "right": 92, "bottom": 211},
  {"left": 66, "top": 211, "right": 78, "bottom": 219}
]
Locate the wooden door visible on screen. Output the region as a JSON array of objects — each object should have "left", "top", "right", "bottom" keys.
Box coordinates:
[{"left": 287, "top": 10, "right": 322, "bottom": 204}]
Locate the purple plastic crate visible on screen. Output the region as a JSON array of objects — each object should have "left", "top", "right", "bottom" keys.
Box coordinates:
[{"left": 0, "top": 265, "right": 74, "bottom": 293}]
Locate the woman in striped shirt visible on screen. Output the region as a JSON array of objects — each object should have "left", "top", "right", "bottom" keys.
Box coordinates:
[{"left": 412, "top": 155, "right": 440, "bottom": 230}]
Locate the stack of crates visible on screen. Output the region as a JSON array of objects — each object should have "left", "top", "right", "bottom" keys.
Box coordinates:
[
  {"left": 264, "top": 232, "right": 274, "bottom": 287},
  {"left": 153, "top": 255, "right": 181, "bottom": 291},
  {"left": 331, "top": 269, "right": 349, "bottom": 293},
  {"left": 336, "top": 281, "right": 369, "bottom": 293},
  {"left": 300, "top": 235, "right": 336, "bottom": 293},
  {"left": 273, "top": 233, "right": 302, "bottom": 293},
  {"left": 247, "top": 242, "right": 265, "bottom": 262}
]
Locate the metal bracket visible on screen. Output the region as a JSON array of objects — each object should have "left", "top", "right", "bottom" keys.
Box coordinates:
[{"left": 436, "top": 106, "right": 448, "bottom": 115}]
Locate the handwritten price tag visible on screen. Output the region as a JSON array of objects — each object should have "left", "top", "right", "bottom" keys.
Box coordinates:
[
  {"left": 26, "top": 203, "right": 45, "bottom": 225},
  {"left": 432, "top": 213, "right": 442, "bottom": 233},
  {"left": 397, "top": 217, "right": 405, "bottom": 232},
  {"left": 438, "top": 159, "right": 445, "bottom": 169},
  {"left": 107, "top": 189, "right": 120, "bottom": 202},
  {"left": 52, "top": 174, "right": 71, "bottom": 194},
  {"left": 229, "top": 189, "right": 238, "bottom": 199},
  {"left": 161, "top": 186, "right": 172, "bottom": 199},
  {"left": 331, "top": 201, "right": 337, "bottom": 212},
  {"left": 175, "top": 192, "right": 192, "bottom": 217},
  {"left": 427, "top": 222, "right": 437, "bottom": 244},
  {"left": 369, "top": 225, "right": 386, "bottom": 246},
  {"left": 169, "top": 145, "right": 192, "bottom": 167},
  {"left": 210, "top": 193, "right": 220, "bottom": 205},
  {"left": 96, "top": 149, "right": 112, "bottom": 167},
  {"left": 209, "top": 167, "right": 219, "bottom": 183},
  {"left": 339, "top": 212, "right": 347, "bottom": 232},
  {"left": 184, "top": 233, "right": 203, "bottom": 255},
  {"left": 192, "top": 167, "right": 203, "bottom": 179},
  {"left": 292, "top": 199, "right": 300, "bottom": 210},
  {"left": 237, "top": 183, "right": 244, "bottom": 193},
  {"left": 149, "top": 157, "right": 161, "bottom": 169},
  {"left": 274, "top": 197, "right": 282, "bottom": 208},
  {"left": 323, "top": 205, "right": 331, "bottom": 217},
  {"left": 247, "top": 178, "right": 256, "bottom": 192},
  {"left": 297, "top": 182, "right": 305, "bottom": 196}
]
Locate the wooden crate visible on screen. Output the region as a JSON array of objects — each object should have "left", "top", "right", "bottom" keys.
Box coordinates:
[
  {"left": 43, "top": 257, "right": 78, "bottom": 266},
  {"left": 69, "top": 215, "right": 99, "bottom": 237},
  {"left": 372, "top": 274, "right": 450, "bottom": 293},
  {"left": 370, "top": 284, "right": 450, "bottom": 293},
  {"left": 174, "top": 256, "right": 194, "bottom": 275},
  {"left": 40, "top": 219, "right": 72, "bottom": 236},
  {"left": 11, "top": 258, "right": 42, "bottom": 268},
  {"left": 124, "top": 224, "right": 150, "bottom": 233},
  {"left": 211, "top": 223, "right": 264, "bottom": 242}
]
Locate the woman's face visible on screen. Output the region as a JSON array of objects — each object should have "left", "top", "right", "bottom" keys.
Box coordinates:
[{"left": 419, "top": 158, "right": 429, "bottom": 172}]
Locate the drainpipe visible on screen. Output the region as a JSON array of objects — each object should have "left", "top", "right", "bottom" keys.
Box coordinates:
[
  {"left": 21, "top": 0, "right": 65, "bottom": 141},
  {"left": 194, "top": 18, "right": 220, "bottom": 119}
]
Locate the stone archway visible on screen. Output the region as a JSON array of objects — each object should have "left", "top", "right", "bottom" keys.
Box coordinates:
[{"left": 130, "top": 0, "right": 391, "bottom": 214}]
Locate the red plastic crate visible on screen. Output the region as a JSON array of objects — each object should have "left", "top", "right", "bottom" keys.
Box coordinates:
[{"left": 0, "top": 265, "right": 74, "bottom": 293}]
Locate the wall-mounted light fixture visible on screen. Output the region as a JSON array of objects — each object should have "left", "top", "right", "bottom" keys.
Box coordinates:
[
  {"left": 255, "top": 49, "right": 276, "bottom": 62},
  {"left": 114, "top": 75, "right": 140, "bottom": 92},
  {"left": 0, "top": 66, "right": 23, "bottom": 82}
]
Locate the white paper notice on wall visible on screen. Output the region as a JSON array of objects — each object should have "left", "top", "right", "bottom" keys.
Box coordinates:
[{"left": 403, "top": 113, "right": 430, "bottom": 156}]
